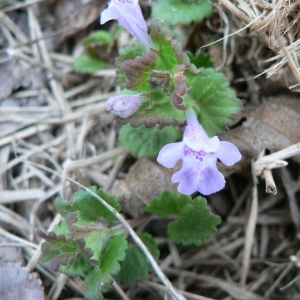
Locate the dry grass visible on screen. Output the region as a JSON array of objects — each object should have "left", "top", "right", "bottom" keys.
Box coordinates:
[
  {"left": 218, "top": 0, "right": 300, "bottom": 88},
  {"left": 0, "top": 0, "right": 300, "bottom": 299}
]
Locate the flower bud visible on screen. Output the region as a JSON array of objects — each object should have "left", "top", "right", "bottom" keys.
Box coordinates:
[{"left": 107, "top": 94, "right": 143, "bottom": 118}]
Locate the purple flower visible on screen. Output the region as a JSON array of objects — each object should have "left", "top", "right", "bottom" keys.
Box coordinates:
[
  {"left": 100, "top": 0, "right": 152, "bottom": 48},
  {"left": 107, "top": 94, "right": 142, "bottom": 118},
  {"left": 157, "top": 109, "right": 242, "bottom": 195}
]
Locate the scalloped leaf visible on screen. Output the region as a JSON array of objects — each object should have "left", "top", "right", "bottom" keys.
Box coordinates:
[
  {"left": 120, "top": 51, "right": 157, "bottom": 91},
  {"left": 37, "top": 226, "right": 91, "bottom": 276},
  {"left": 74, "top": 187, "right": 121, "bottom": 222},
  {"left": 84, "top": 269, "right": 107, "bottom": 300},
  {"left": 190, "top": 68, "right": 242, "bottom": 136},
  {"left": 117, "top": 43, "right": 149, "bottom": 87},
  {"left": 152, "top": 0, "right": 213, "bottom": 26},
  {"left": 55, "top": 187, "right": 121, "bottom": 222},
  {"left": 172, "top": 73, "right": 188, "bottom": 110},
  {"left": 146, "top": 191, "right": 220, "bottom": 246},
  {"left": 84, "top": 233, "right": 128, "bottom": 299},
  {"left": 54, "top": 197, "right": 75, "bottom": 217},
  {"left": 119, "top": 124, "right": 181, "bottom": 157},
  {"left": 186, "top": 51, "right": 213, "bottom": 69},
  {"left": 117, "top": 42, "right": 148, "bottom": 65},
  {"left": 150, "top": 20, "right": 197, "bottom": 75},
  {"left": 116, "top": 233, "right": 159, "bottom": 285},
  {"left": 66, "top": 212, "right": 108, "bottom": 266},
  {"left": 150, "top": 21, "right": 178, "bottom": 71}
]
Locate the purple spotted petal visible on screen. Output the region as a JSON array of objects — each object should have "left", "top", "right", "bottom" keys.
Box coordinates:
[
  {"left": 107, "top": 94, "right": 142, "bottom": 118},
  {"left": 156, "top": 108, "right": 242, "bottom": 196},
  {"left": 157, "top": 142, "right": 185, "bottom": 168},
  {"left": 197, "top": 167, "right": 225, "bottom": 195},
  {"left": 216, "top": 141, "right": 242, "bottom": 166},
  {"left": 100, "top": 0, "right": 152, "bottom": 48},
  {"left": 172, "top": 166, "right": 199, "bottom": 195}
]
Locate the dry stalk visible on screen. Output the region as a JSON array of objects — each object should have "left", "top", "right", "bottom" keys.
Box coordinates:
[
  {"left": 254, "top": 142, "right": 300, "bottom": 176},
  {"left": 64, "top": 147, "right": 126, "bottom": 172},
  {"left": 262, "top": 169, "right": 277, "bottom": 195},
  {"left": 240, "top": 160, "right": 259, "bottom": 287}
]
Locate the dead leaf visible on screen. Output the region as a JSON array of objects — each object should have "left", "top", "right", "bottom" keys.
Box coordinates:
[
  {"left": 221, "top": 94, "right": 300, "bottom": 164},
  {"left": 0, "top": 264, "right": 45, "bottom": 300}
]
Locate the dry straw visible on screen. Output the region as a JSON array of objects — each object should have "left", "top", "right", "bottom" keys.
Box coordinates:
[{"left": 219, "top": 0, "right": 300, "bottom": 87}]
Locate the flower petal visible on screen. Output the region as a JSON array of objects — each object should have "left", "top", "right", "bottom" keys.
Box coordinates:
[
  {"left": 184, "top": 109, "right": 220, "bottom": 152},
  {"left": 107, "top": 94, "right": 142, "bottom": 118},
  {"left": 171, "top": 166, "right": 199, "bottom": 195},
  {"left": 100, "top": 1, "right": 152, "bottom": 47},
  {"left": 100, "top": 6, "right": 118, "bottom": 24},
  {"left": 216, "top": 141, "right": 242, "bottom": 166},
  {"left": 197, "top": 167, "right": 225, "bottom": 195},
  {"left": 157, "top": 142, "right": 185, "bottom": 168}
]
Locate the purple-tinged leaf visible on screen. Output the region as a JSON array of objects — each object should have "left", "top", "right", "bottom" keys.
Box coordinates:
[
  {"left": 120, "top": 51, "right": 156, "bottom": 91},
  {"left": 66, "top": 211, "right": 110, "bottom": 267},
  {"left": 171, "top": 71, "right": 188, "bottom": 110}
]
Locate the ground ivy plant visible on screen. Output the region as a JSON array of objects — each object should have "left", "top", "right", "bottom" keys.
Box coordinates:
[{"left": 38, "top": 0, "right": 243, "bottom": 299}]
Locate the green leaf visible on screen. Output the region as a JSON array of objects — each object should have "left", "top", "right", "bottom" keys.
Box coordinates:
[
  {"left": 140, "top": 233, "right": 160, "bottom": 267},
  {"left": 84, "top": 269, "right": 106, "bottom": 300},
  {"left": 146, "top": 191, "right": 188, "bottom": 218},
  {"left": 66, "top": 212, "right": 108, "bottom": 266},
  {"left": 84, "top": 233, "right": 128, "bottom": 299},
  {"left": 190, "top": 68, "right": 242, "bottom": 136},
  {"left": 52, "top": 220, "right": 71, "bottom": 237},
  {"left": 56, "top": 187, "right": 121, "bottom": 222},
  {"left": 100, "top": 233, "right": 128, "bottom": 275},
  {"left": 119, "top": 124, "right": 181, "bottom": 157},
  {"left": 82, "top": 30, "right": 113, "bottom": 48},
  {"left": 54, "top": 197, "right": 75, "bottom": 217},
  {"left": 59, "top": 255, "right": 94, "bottom": 277},
  {"left": 117, "top": 43, "right": 149, "bottom": 88},
  {"left": 116, "top": 233, "right": 159, "bottom": 284},
  {"left": 74, "top": 188, "right": 121, "bottom": 222},
  {"left": 150, "top": 22, "right": 178, "bottom": 71},
  {"left": 37, "top": 227, "right": 92, "bottom": 276},
  {"left": 146, "top": 191, "right": 221, "bottom": 246},
  {"left": 120, "top": 51, "right": 157, "bottom": 92},
  {"left": 187, "top": 51, "right": 213, "bottom": 68},
  {"left": 152, "top": 0, "right": 213, "bottom": 26},
  {"left": 117, "top": 42, "right": 148, "bottom": 64},
  {"left": 116, "top": 244, "right": 148, "bottom": 285},
  {"left": 73, "top": 52, "right": 106, "bottom": 73}
]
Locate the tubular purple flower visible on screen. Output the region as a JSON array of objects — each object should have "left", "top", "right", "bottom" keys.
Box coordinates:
[
  {"left": 157, "top": 109, "right": 242, "bottom": 196},
  {"left": 107, "top": 94, "right": 143, "bottom": 118},
  {"left": 100, "top": 0, "right": 153, "bottom": 48}
]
